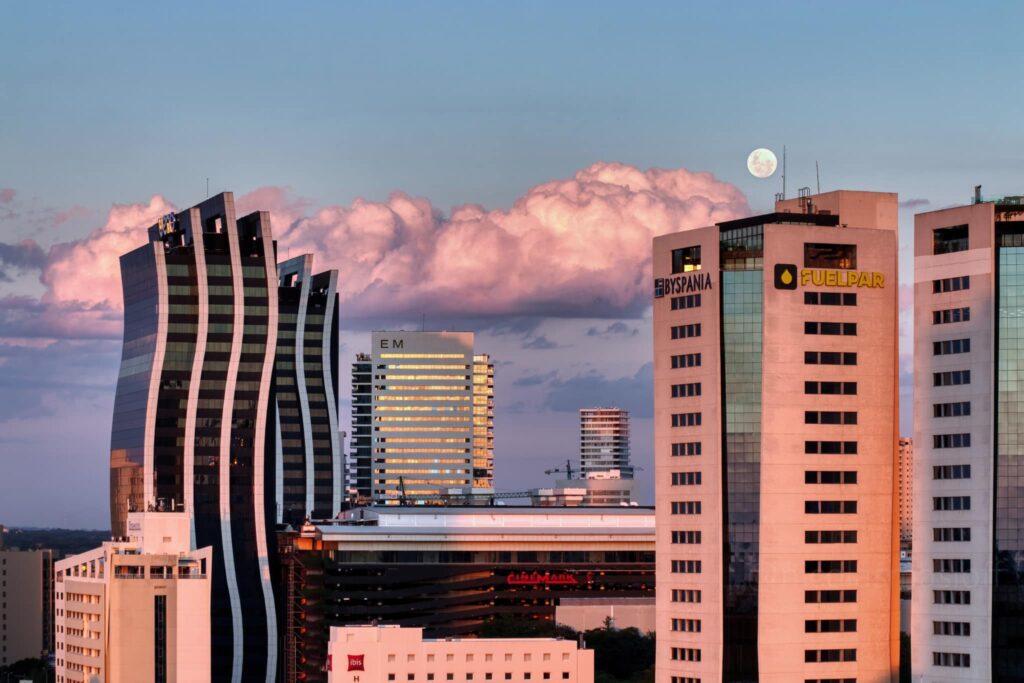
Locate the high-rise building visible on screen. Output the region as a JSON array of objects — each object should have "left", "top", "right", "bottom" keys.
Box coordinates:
[
  {"left": 579, "top": 408, "right": 633, "bottom": 478},
  {"left": 348, "top": 331, "right": 494, "bottom": 504},
  {"left": 653, "top": 190, "right": 900, "bottom": 682},
  {"left": 54, "top": 512, "right": 212, "bottom": 683},
  {"left": 110, "top": 193, "right": 279, "bottom": 682},
  {"left": 273, "top": 254, "right": 342, "bottom": 524},
  {"left": 911, "top": 192, "right": 1024, "bottom": 680},
  {"left": 898, "top": 437, "right": 913, "bottom": 545},
  {"left": 0, "top": 547, "right": 53, "bottom": 666}
]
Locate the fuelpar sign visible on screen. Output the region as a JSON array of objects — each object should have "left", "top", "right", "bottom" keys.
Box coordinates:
[{"left": 654, "top": 272, "right": 712, "bottom": 299}]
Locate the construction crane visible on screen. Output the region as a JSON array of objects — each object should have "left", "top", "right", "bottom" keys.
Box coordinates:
[{"left": 544, "top": 459, "right": 577, "bottom": 480}]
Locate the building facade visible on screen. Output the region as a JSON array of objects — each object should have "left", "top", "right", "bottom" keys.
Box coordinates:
[
  {"left": 0, "top": 548, "right": 53, "bottom": 666},
  {"left": 54, "top": 512, "right": 211, "bottom": 683},
  {"left": 579, "top": 408, "right": 632, "bottom": 479},
  {"left": 273, "top": 254, "right": 342, "bottom": 524},
  {"left": 911, "top": 194, "right": 1024, "bottom": 680},
  {"left": 898, "top": 437, "right": 913, "bottom": 545},
  {"left": 327, "top": 626, "right": 594, "bottom": 683},
  {"left": 109, "top": 193, "right": 278, "bottom": 682},
  {"left": 653, "top": 190, "right": 900, "bottom": 682},
  {"left": 349, "top": 332, "right": 494, "bottom": 505},
  {"left": 278, "top": 507, "right": 654, "bottom": 683}
]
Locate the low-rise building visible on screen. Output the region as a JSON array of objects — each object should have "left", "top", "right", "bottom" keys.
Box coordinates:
[
  {"left": 54, "top": 512, "right": 212, "bottom": 683},
  {"left": 327, "top": 626, "right": 594, "bottom": 683},
  {"left": 0, "top": 547, "right": 53, "bottom": 666}
]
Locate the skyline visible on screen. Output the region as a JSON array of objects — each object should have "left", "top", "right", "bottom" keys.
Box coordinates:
[{"left": 3, "top": 2, "right": 1024, "bottom": 528}]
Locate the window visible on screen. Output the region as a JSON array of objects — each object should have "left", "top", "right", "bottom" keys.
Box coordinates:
[
  {"left": 933, "top": 370, "right": 970, "bottom": 386},
  {"left": 671, "top": 501, "right": 701, "bottom": 515},
  {"left": 670, "top": 618, "right": 702, "bottom": 631},
  {"left": 805, "top": 411, "right": 857, "bottom": 425},
  {"left": 671, "top": 323, "right": 701, "bottom": 339},
  {"left": 804, "top": 291, "right": 857, "bottom": 306},
  {"left": 804, "top": 243, "right": 857, "bottom": 269},
  {"left": 933, "top": 464, "right": 971, "bottom": 480},
  {"left": 672, "top": 246, "right": 701, "bottom": 273},
  {"left": 933, "top": 307, "right": 970, "bottom": 324},
  {"left": 672, "top": 530, "right": 702, "bottom": 544},
  {"left": 933, "top": 225, "right": 969, "bottom": 254},
  {"left": 934, "top": 496, "right": 971, "bottom": 511},
  {"left": 804, "top": 381, "right": 857, "bottom": 395},
  {"left": 805, "top": 530, "right": 858, "bottom": 544},
  {"left": 804, "top": 649, "right": 857, "bottom": 663},
  {"left": 670, "top": 648, "right": 701, "bottom": 662},
  {"left": 933, "top": 338, "right": 971, "bottom": 355},
  {"left": 805, "top": 441, "right": 858, "bottom": 455},
  {"left": 933, "top": 558, "right": 971, "bottom": 573},
  {"left": 671, "top": 471, "right": 702, "bottom": 486},
  {"left": 805, "top": 470, "right": 858, "bottom": 484},
  {"left": 671, "top": 353, "right": 701, "bottom": 369},
  {"left": 934, "top": 401, "right": 971, "bottom": 418},
  {"left": 671, "top": 294, "right": 702, "bottom": 310},
  {"left": 805, "top": 560, "right": 858, "bottom": 573},
  {"left": 933, "top": 527, "right": 971, "bottom": 542},
  {"left": 933, "top": 652, "right": 970, "bottom": 668},
  {"left": 672, "top": 442, "right": 702, "bottom": 456},
  {"left": 804, "top": 351, "right": 857, "bottom": 365},
  {"left": 805, "top": 619, "right": 857, "bottom": 633},
  {"left": 933, "top": 433, "right": 971, "bottom": 449},
  {"left": 933, "top": 590, "right": 971, "bottom": 605},
  {"left": 672, "top": 412, "right": 702, "bottom": 427},
  {"left": 805, "top": 500, "right": 857, "bottom": 514},
  {"left": 671, "top": 588, "right": 702, "bottom": 603},
  {"left": 805, "top": 589, "right": 857, "bottom": 603},
  {"left": 804, "top": 321, "right": 857, "bottom": 336},
  {"left": 671, "top": 382, "right": 702, "bottom": 398},
  {"left": 933, "top": 275, "right": 970, "bottom": 292}
]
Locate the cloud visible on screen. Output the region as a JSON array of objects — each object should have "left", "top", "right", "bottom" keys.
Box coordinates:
[
  {"left": 513, "top": 371, "right": 558, "bottom": 387},
  {"left": 543, "top": 362, "right": 653, "bottom": 418},
  {"left": 899, "top": 198, "right": 930, "bottom": 209},
  {"left": 0, "top": 189, "right": 15, "bottom": 204},
  {"left": 586, "top": 321, "right": 639, "bottom": 338},
  {"left": 0, "top": 240, "right": 47, "bottom": 281},
  {"left": 522, "top": 334, "right": 560, "bottom": 350}
]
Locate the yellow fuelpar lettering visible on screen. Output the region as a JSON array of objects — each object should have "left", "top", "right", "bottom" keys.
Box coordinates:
[{"left": 800, "top": 269, "right": 885, "bottom": 288}]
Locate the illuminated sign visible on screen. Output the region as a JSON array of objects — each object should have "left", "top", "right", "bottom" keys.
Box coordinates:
[
  {"left": 157, "top": 212, "right": 177, "bottom": 236},
  {"left": 506, "top": 571, "right": 595, "bottom": 586},
  {"left": 348, "top": 655, "right": 365, "bottom": 672},
  {"left": 774, "top": 264, "right": 797, "bottom": 290},
  {"left": 654, "top": 272, "right": 712, "bottom": 299},
  {"left": 800, "top": 269, "right": 884, "bottom": 288}
]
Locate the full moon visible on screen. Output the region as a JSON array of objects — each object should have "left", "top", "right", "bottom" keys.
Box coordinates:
[{"left": 747, "top": 148, "right": 778, "bottom": 178}]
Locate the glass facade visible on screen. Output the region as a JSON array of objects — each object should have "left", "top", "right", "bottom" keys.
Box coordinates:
[
  {"left": 719, "top": 226, "right": 763, "bottom": 682},
  {"left": 995, "top": 241, "right": 1024, "bottom": 677}
]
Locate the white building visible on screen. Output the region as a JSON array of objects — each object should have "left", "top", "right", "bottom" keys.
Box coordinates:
[
  {"left": 327, "top": 625, "right": 594, "bottom": 683},
  {"left": 54, "top": 512, "right": 211, "bottom": 683},
  {"left": 579, "top": 408, "right": 632, "bottom": 479}
]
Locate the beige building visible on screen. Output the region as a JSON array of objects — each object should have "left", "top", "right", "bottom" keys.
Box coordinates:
[
  {"left": 54, "top": 512, "right": 211, "bottom": 683},
  {"left": 653, "top": 190, "right": 900, "bottom": 682},
  {"left": 898, "top": 437, "right": 913, "bottom": 545},
  {"left": 0, "top": 547, "right": 53, "bottom": 666},
  {"left": 327, "top": 625, "right": 594, "bottom": 683}
]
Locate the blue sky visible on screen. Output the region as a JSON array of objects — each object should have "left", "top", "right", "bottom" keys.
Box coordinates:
[{"left": 1, "top": 1, "right": 1022, "bottom": 527}]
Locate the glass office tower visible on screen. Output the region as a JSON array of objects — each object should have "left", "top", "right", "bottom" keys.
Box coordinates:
[
  {"left": 653, "top": 191, "right": 900, "bottom": 683},
  {"left": 110, "top": 192, "right": 278, "bottom": 683}
]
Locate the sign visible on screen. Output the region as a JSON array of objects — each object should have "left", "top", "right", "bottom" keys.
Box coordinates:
[
  {"left": 506, "top": 571, "right": 595, "bottom": 586},
  {"left": 800, "top": 269, "right": 884, "bottom": 288},
  {"left": 379, "top": 338, "right": 404, "bottom": 349},
  {"left": 348, "top": 655, "right": 365, "bottom": 672},
  {"left": 774, "top": 264, "right": 797, "bottom": 290},
  {"left": 654, "top": 272, "right": 712, "bottom": 299}
]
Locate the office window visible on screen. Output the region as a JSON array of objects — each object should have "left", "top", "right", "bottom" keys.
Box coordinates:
[
  {"left": 671, "top": 294, "right": 702, "bottom": 310},
  {"left": 671, "top": 501, "right": 701, "bottom": 515},
  {"left": 933, "top": 307, "right": 970, "bottom": 324},
  {"left": 672, "top": 412, "right": 701, "bottom": 427},
  {"left": 933, "top": 225, "right": 969, "bottom": 254},
  {"left": 933, "top": 338, "right": 971, "bottom": 355},
  {"left": 934, "top": 401, "right": 971, "bottom": 418},
  {"left": 933, "top": 433, "right": 971, "bottom": 449},
  {"left": 805, "top": 500, "right": 857, "bottom": 514},
  {"left": 805, "top": 619, "right": 857, "bottom": 633},
  {"left": 933, "top": 590, "right": 971, "bottom": 605},
  {"left": 933, "top": 370, "right": 970, "bottom": 386},
  {"left": 671, "top": 530, "right": 702, "bottom": 544},
  {"left": 933, "top": 558, "right": 971, "bottom": 573},
  {"left": 804, "top": 381, "right": 857, "bottom": 395},
  {"left": 933, "top": 275, "right": 970, "bottom": 293},
  {"left": 669, "top": 648, "right": 701, "bottom": 662},
  {"left": 672, "top": 246, "right": 701, "bottom": 273},
  {"left": 932, "top": 652, "right": 971, "bottom": 668},
  {"left": 670, "top": 618, "right": 702, "bottom": 632},
  {"left": 805, "top": 560, "right": 858, "bottom": 574},
  {"left": 804, "top": 321, "right": 857, "bottom": 336},
  {"left": 933, "top": 464, "right": 971, "bottom": 480},
  {"left": 804, "top": 243, "right": 857, "bottom": 269},
  {"left": 804, "top": 291, "right": 857, "bottom": 306},
  {"left": 671, "top": 589, "right": 702, "bottom": 603},
  {"left": 671, "top": 382, "right": 702, "bottom": 398},
  {"left": 671, "top": 323, "right": 701, "bottom": 339},
  {"left": 671, "top": 471, "right": 702, "bottom": 486},
  {"left": 672, "top": 442, "right": 702, "bottom": 456},
  {"left": 804, "top": 351, "right": 857, "bottom": 365},
  {"left": 805, "top": 530, "right": 858, "bottom": 544},
  {"left": 804, "top": 411, "right": 857, "bottom": 425},
  {"left": 671, "top": 353, "right": 702, "bottom": 369},
  {"left": 934, "top": 496, "right": 971, "bottom": 511},
  {"left": 805, "top": 470, "right": 858, "bottom": 484},
  {"left": 805, "top": 441, "right": 858, "bottom": 455},
  {"left": 804, "top": 649, "right": 857, "bottom": 663},
  {"left": 933, "top": 527, "right": 971, "bottom": 542}
]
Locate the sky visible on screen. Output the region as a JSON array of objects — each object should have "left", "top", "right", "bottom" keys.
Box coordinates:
[{"left": 1, "top": 2, "right": 1023, "bottom": 528}]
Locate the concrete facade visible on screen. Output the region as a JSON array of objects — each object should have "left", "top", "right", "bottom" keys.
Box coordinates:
[
  {"left": 0, "top": 548, "right": 53, "bottom": 666},
  {"left": 327, "top": 626, "right": 594, "bottom": 683},
  {"left": 898, "top": 437, "right": 913, "bottom": 545},
  {"left": 54, "top": 512, "right": 211, "bottom": 683},
  {"left": 653, "top": 191, "right": 900, "bottom": 682}
]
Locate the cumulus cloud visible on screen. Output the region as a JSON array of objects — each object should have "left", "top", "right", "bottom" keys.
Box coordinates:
[
  {"left": 586, "top": 321, "right": 639, "bottom": 338},
  {"left": 8, "top": 162, "right": 748, "bottom": 339},
  {"left": 0, "top": 240, "right": 47, "bottom": 281},
  {"left": 543, "top": 362, "right": 653, "bottom": 417}
]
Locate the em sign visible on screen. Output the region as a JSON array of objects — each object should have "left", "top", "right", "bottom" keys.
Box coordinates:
[{"left": 774, "top": 263, "right": 885, "bottom": 289}]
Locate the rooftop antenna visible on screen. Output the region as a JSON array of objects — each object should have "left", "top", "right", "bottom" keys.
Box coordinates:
[{"left": 816, "top": 161, "right": 821, "bottom": 194}]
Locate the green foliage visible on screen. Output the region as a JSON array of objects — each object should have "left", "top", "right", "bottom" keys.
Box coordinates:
[{"left": 0, "top": 657, "right": 53, "bottom": 683}]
